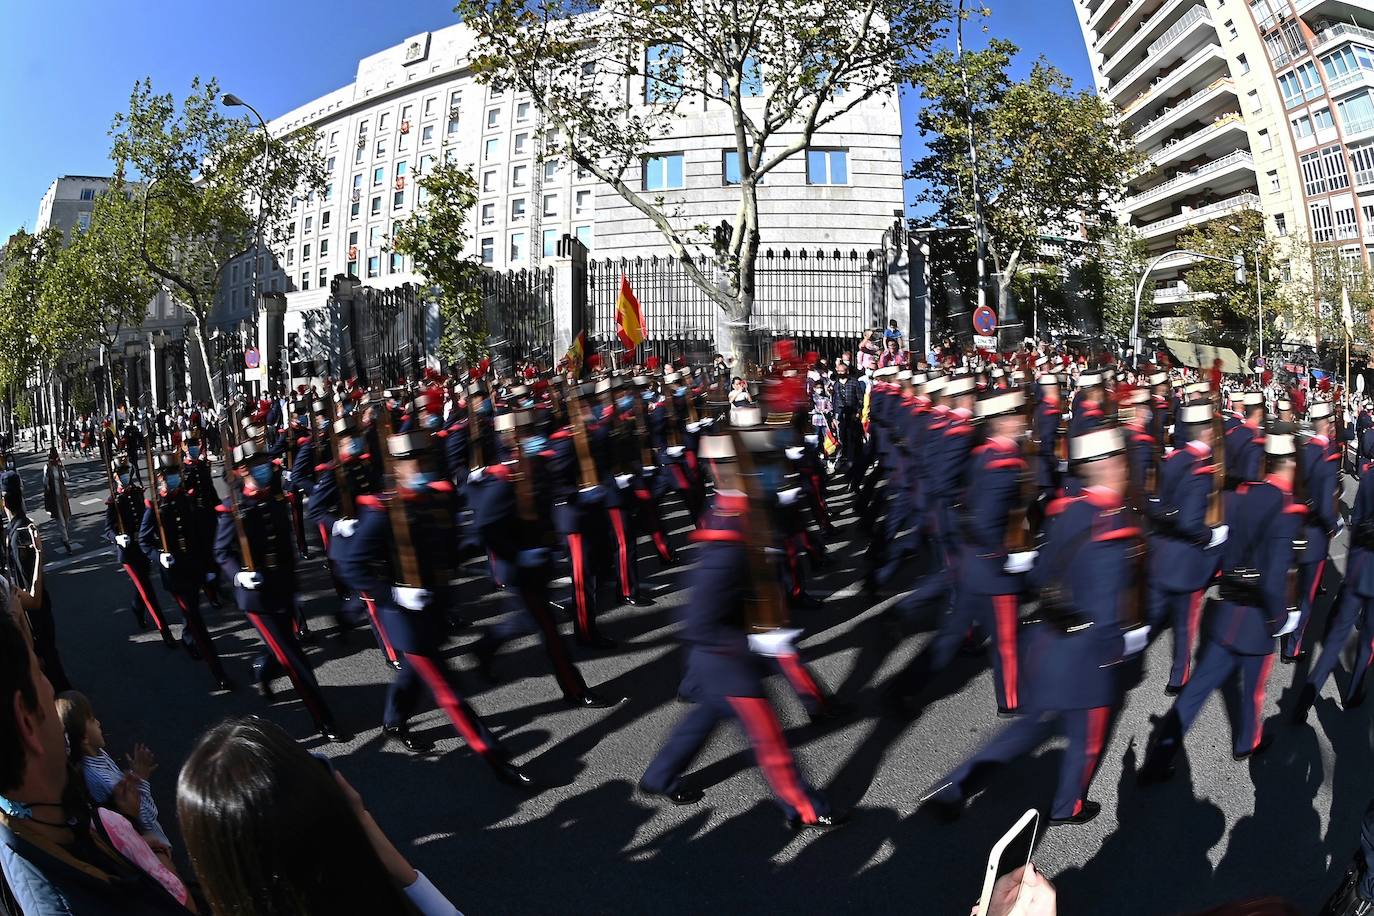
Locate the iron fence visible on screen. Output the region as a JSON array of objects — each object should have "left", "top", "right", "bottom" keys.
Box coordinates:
[
  {"left": 350, "top": 284, "right": 428, "bottom": 386},
  {"left": 482, "top": 267, "right": 555, "bottom": 375}
]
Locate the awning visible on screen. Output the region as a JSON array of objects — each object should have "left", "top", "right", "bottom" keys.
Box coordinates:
[{"left": 1161, "top": 339, "right": 1250, "bottom": 375}]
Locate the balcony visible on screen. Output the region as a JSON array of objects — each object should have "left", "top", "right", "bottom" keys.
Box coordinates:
[
  {"left": 1312, "top": 21, "right": 1374, "bottom": 57},
  {"left": 1109, "top": 5, "right": 1214, "bottom": 102},
  {"left": 1139, "top": 192, "right": 1261, "bottom": 240},
  {"left": 1127, "top": 149, "right": 1254, "bottom": 211},
  {"left": 1098, "top": 0, "right": 1154, "bottom": 55},
  {"left": 1149, "top": 113, "right": 1247, "bottom": 169},
  {"left": 1120, "top": 43, "right": 1225, "bottom": 116},
  {"left": 1132, "top": 77, "right": 1235, "bottom": 144},
  {"left": 1153, "top": 282, "right": 1203, "bottom": 304},
  {"left": 1103, "top": 0, "right": 1203, "bottom": 81},
  {"left": 1325, "top": 68, "right": 1374, "bottom": 97},
  {"left": 1344, "top": 111, "right": 1374, "bottom": 141},
  {"left": 1090, "top": 0, "right": 1138, "bottom": 37}
]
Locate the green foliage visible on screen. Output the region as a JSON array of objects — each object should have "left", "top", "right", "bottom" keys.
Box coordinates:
[
  {"left": 1174, "top": 209, "right": 1280, "bottom": 354},
  {"left": 910, "top": 39, "right": 1141, "bottom": 302},
  {"left": 68, "top": 376, "right": 96, "bottom": 418},
  {"left": 456, "top": 0, "right": 950, "bottom": 359},
  {"left": 1079, "top": 224, "right": 1150, "bottom": 342},
  {"left": 0, "top": 229, "right": 62, "bottom": 391},
  {"left": 109, "top": 76, "right": 325, "bottom": 405},
  {"left": 13, "top": 399, "right": 30, "bottom": 430},
  {"left": 388, "top": 156, "right": 486, "bottom": 367},
  {"left": 1276, "top": 239, "right": 1374, "bottom": 347}
]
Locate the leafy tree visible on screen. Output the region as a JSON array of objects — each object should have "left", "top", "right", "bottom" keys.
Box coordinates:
[
  {"left": 1079, "top": 223, "right": 1150, "bottom": 343},
  {"left": 909, "top": 40, "right": 1140, "bottom": 322},
  {"left": 0, "top": 230, "right": 62, "bottom": 394},
  {"left": 456, "top": 0, "right": 951, "bottom": 363},
  {"left": 387, "top": 157, "right": 485, "bottom": 367},
  {"left": 1273, "top": 239, "right": 1374, "bottom": 349},
  {"left": 109, "top": 76, "right": 325, "bottom": 408},
  {"left": 1173, "top": 208, "right": 1281, "bottom": 357}
]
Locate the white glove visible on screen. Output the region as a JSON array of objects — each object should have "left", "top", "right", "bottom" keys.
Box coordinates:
[
  {"left": 1208, "top": 524, "right": 1229, "bottom": 549},
  {"left": 115, "top": 534, "right": 131, "bottom": 549},
  {"left": 665, "top": 446, "right": 686, "bottom": 458},
  {"left": 614, "top": 474, "right": 633, "bottom": 489},
  {"left": 747, "top": 628, "right": 804, "bottom": 658},
  {"left": 1004, "top": 550, "right": 1038, "bottom": 574},
  {"left": 393, "top": 586, "right": 431, "bottom": 610},
  {"left": 803, "top": 434, "right": 819, "bottom": 446},
  {"left": 282, "top": 470, "right": 293, "bottom": 483},
  {"left": 1123, "top": 624, "right": 1151, "bottom": 656},
  {"left": 159, "top": 552, "right": 174, "bottom": 570},
  {"left": 333, "top": 519, "right": 358, "bottom": 538},
  {"left": 467, "top": 468, "right": 485, "bottom": 484},
  {"left": 784, "top": 447, "right": 804, "bottom": 461},
  {"left": 778, "top": 487, "right": 801, "bottom": 506},
  {"left": 1057, "top": 459, "right": 1069, "bottom": 474},
  {"left": 685, "top": 421, "right": 706, "bottom": 434},
  {"left": 235, "top": 570, "right": 262, "bottom": 590},
  {"left": 641, "top": 465, "right": 657, "bottom": 476},
  {"left": 1275, "top": 609, "right": 1302, "bottom": 637}
]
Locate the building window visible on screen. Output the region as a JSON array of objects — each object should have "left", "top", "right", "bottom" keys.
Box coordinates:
[
  {"left": 79, "top": 188, "right": 96, "bottom": 201},
  {"left": 1292, "top": 114, "right": 1313, "bottom": 138},
  {"left": 1351, "top": 142, "right": 1374, "bottom": 186},
  {"left": 326, "top": 156, "right": 336, "bottom": 172},
  {"left": 448, "top": 114, "right": 460, "bottom": 135},
  {"left": 481, "top": 203, "right": 495, "bottom": 226},
  {"left": 369, "top": 226, "right": 382, "bottom": 246},
  {"left": 329, "top": 131, "right": 339, "bottom": 147},
  {"left": 722, "top": 150, "right": 742, "bottom": 186},
  {"left": 323, "top": 211, "right": 334, "bottom": 230},
  {"left": 350, "top": 201, "right": 360, "bottom": 219},
  {"left": 1278, "top": 61, "right": 1324, "bottom": 108},
  {"left": 379, "top": 113, "right": 391, "bottom": 131},
  {"left": 374, "top": 166, "right": 385, "bottom": 186},
  {"left": 509, "top": 231, "right": 526, "bottom": 262},
  {"left": 485, "top": 138, "right": 499, "bottom": 161},
  {"left": 371, "top": 195, "right": 382, "bottom": 215},
  {"left": 302, "top": 243, "right": 312, "bottom": 262},
  {"left": 1337, "top": 206, "right": 1359, "bottom": 239},
  {"left": 1258, "top": 129, "right": 1272, "bottom": 152},
  {"left": 301, "top": 273, "right": 310, "bottom": 291},
  {"left": 645, "top": 44, "right": 683, "bottom": 103},
  {"left": 1247, "top": 89, "right": 1261, "bottom": 113},
  {"left": 1223, "top": 20, "right": 1236, "bottom": 40},
  {"left": 575, "top": 224, "right": 592, "bottom": 248},
  {"left": 575, "top": 189, "right": 591, "bottom": 215},
  {"left": 643, "top": 153, "right": 684, "bottom": 191},
  {"left": 1301, "top": 149, "right": 1328, "bottom": 195},
  {"left": 376, "top": 139, "right": 389, "bottom": 158},
  {"left": 393, "top": 190, "right": 405, "bottom": 209},
  {"left": 512, "top": 164, "right": 528, "bottom": 187},
  {"left": 422, "top": 125, "right": 433, "bottom": 143},
  {"left": 1322, "top": 44, "right": 1374, "bottom": 83},
  {"left": 544, "top": 159, "right": 560, "bottom": 181},
  {"left": 318, "top": 266, "right": 328, "bottom": 287},
  {"left": 1274, "top": 213, "right": 1287, "bottom": 236},
  {"left": 348, "top": 230, "right": 358, "bottom": 247},
  {"left": 419, "top": 154, "right": 435, "bottom": 174},
  {"left": 367, "top": 255, "right": 380, "bottom": 278},
  {"left": 352, "top": 174, "right": 363, "bottom": 192},
  {"left": 1311, "top": 201, "right": 1334, "bottom": 242},
  {"left": 424, "top": 97, "right": 436, "bottom": 117},
  {"left": 395, "top": 160, "right": 408, "bottom": 177},
  {"left": 480, "top": 237, "right": 495, "bottom": 264},
  {"left": 482, "top": 170, "right": 497, "bottom": 193},
  {"left": 542, "top": 228, "right": 559, "bottom": 257},
  {"left": 286, "top": 250, "right": 294, "bottom": 267},
  {"left": 806, "top": 148, "right": 849, "bottom": 185},
  {"left": 1267, "top": 170, "right": 1280, "bottom": 192},
  {"left": 1338, "top": 91, "right": 1374, "bottom": 134},
  {"left": 487, "top": 108, "right": 501, "bottom": 129},
  {"left": 1314, "top": 107, "right": 1335, "bottom": 131},
  {"left": 319, "top": 238, "right": 329, "bottom": 257},
  {"left": 287, "top": 220, "right": 296, "bottom": 238},
  {"left": 390, "top": 252, "right": 404, "bottom": 274},
  {"left": 401, "top": 104, "right": 412, "bottom": 123},
  {"left": 1323, "top": 145, "right": 1351, "bottom": 191},
  {"left": 76, "top": 212, "right": 91, "bottom": 232},
  {"left": 514, "top": 132, "right": 528, "bottom": 156},
  {"left": 355, "top": 146, "right": 364, "bottom": 165},
  {"left": 304, "top": 216, "right": 314, "bottom": 233},
  {"left": 450, "top": 90, "right": 463, "bottom": 110},
  {"left": 347, "top": 259, "right": 358, "bottom": 276},
  {"left": 1365, "top": 205, "right": 1374, "bottom": 237},
  {"left": 1237, "top": 53, "right": 1250, "bottom": 75},
  {"left": 543, "top": 193, "right": 558, "bottom": 217}
]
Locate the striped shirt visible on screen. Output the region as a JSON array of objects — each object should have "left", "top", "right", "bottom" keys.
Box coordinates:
[{"left": 81, "top": 750, "right": 170, "bottom": 849}]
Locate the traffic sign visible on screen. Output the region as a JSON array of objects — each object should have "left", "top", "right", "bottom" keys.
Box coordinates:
[
  {"left": 972, "top": 305, "right": 997, "bottom": 337},
  {"left": 244, "top": 348, "right": 260, "bottom": 370}
]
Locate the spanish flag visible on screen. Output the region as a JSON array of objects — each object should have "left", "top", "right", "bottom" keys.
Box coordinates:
[
  {"left": 564, "top": 329, "right": 587, "bottom": 375},
  {"left": 615, "top": 275, "right": 646, "bottom": 354}
]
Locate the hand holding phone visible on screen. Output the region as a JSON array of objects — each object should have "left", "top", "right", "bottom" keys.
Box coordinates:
[{"left": 975, "top": 809, "right": 1043, "bottom": 916}]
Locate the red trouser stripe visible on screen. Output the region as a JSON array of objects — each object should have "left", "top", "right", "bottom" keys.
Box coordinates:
[
  {"left": 1074, "top": 706, "right": 1111, "bottom": 816},
  {"left": 566, "top": 533, "right": 591, "bottom": 634},
  {"left": 1309, "top": 560, "right": 1327, "bottom": 607},
  {"left": 786, "top": 541, "right": 801, "bottom": 598},
  {"left": 1183, "top": 589, "right": 1205, "bottom": 684},
  {"left": 172, "top": 594, "right": 219, "bottom": 670},
  {"left": 404, "top": 652, "right": 490, "bottom": 756},
  {"left": 992, "top": 594, "right": 1019, "bottom": 710},
  {"left": 670, "top": 466, "right": 689, "bottom": 491},
  {"left": 1294, "top": 560, "right": 1327, "bottom": 653},
  {"left": 122, "top": 564, "right": 168, "bottom": 633},
  {"left": 608, "top": 508, "right": 633, "bottom": 595},
  {"left": 246, "top": 612, "right": 329, "bottom": 727},
  {"left": 1251, "top": 654, "right": 1275, "bottom": 752},
  {"left": 728, "top": 696, "right": 817, "bottom": 824},
  {"left": 652, "top": 530, "right": 672, "bottom": 561},
  {"left": 360, "top": 595, "right": 398, "bottom": 666},
  {"left": 318, "top": 523, "right": 330, "bottom": 550},
  {"left": 777, "top": 653, "right": 823, "bottom": 704}
]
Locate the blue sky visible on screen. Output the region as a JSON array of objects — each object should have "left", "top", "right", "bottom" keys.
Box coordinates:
[{"left": 0, "top": 0, "right": 1092, "bottom": 238}]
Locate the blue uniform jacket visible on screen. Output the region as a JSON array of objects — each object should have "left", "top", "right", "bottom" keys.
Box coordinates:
[
  {"left": 1299, "top": 436, "right": 1340, "bottom": 565},
  {"left": 1347, "top": 461, "right": 1374, "bottom": 598},
  {"left": 1210, "top": 477, "right": 1303, "bottom": 655},
  {"left": 104, "top": 486, "right": 147, "bottom": 567},
  {"left": 138, "top": 490, "right": 205, "bottom": 593},
  {"left": 212, "top": 488, "right": 297, "bottom": 614},
  {"left": 1148, "top": 442, "right": 1220, "bottom": 591},
  {"left": 958, "top": 437, "right": 1026, "bottom": 595}
]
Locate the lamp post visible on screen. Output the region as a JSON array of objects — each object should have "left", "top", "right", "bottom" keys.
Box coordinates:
[
  {"left": 1228, "top": 225, "right": 1264, "bottom": 364},
  {"left": 221, "top": 92, "right": 270, "bottom": 395},
  {"left": 1132, "top": 248, "right": 1251, "bottom": 364}
]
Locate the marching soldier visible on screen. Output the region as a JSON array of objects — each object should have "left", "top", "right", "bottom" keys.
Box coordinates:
[
  {"left": 639, "top": 427, "right": 841, "bottom": 830},
  {"left": 181, "top": 429, "right": 224, "bottom": 608},
  {"left": 1224, "top": 392, "right": 1267, "bottom": 489},
  {"left": 921, "top": 425, "right": 1150, "bottom": 826},
  {"left": 1139, "top": 429, "right": 1305, "bottom": 783},
  {"left": 333, "top": 426, "right": 536, "bottom": 787},
  {"left": 214, "top": 437, "right": 344, "bottom": 742},
  {"left": 1284, "top": 400, "right": 1342, "bottom": 662},
  {"left": 105, "top": 456, "right": 174, "bottom": 647},
  {"left": 139, "top": 453, "right": 232, "bottom": 692},
  {"left": 280, "top": 396, "right": 315, "bottom": 560}
]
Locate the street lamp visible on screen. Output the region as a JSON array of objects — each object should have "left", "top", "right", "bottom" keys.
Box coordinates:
[
  {"left": 222, "top": 92, "right": 271, "bottom": 393},
  {"left": 1228, "top": 225, "right": 1265, "bottom": 364},
  {"left": 1132, "top": 248, "right": 1255, "bottom": 365}
]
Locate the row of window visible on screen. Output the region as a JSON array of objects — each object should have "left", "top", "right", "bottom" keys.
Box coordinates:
[
  {"left": 640, "top": 148, "right": 850, "bottom": 191},
  {"left": 480, "top": 189, "right": 595, "bottom": 226},
  {"left": 479, "top": 226, "right": 593, "bottom": 266},
  {"left": 1278, "top": 45, "right": 1374, "bottom": 109}
]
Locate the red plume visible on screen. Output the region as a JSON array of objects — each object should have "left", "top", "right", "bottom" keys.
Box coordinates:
[
  {"left": 1261, "top": 370, "right": 1273, "bottom": 387},
  {"left": 1210, "top": 359, "right": 1223, "bottom": 391},
  {"left": 645, "top": 355, "right": 661, "bottom": 372},
  {"left": 1319, "top": 376, "right": 1333, "bottom": 393},
  {"left": 468, "top": 366, "right": 481, "bottom": 381},
  {"left": 774, "top": 339, "right": 797, "bottom": 363},
  {"left": 586, "top": 353, "right": 602, "bottom": 370},
  {"left": 523, "top": 364, "right": 537, "bottom": 379},
  {"left": 1114, "top": 380, "right": 1137, "bottom": 405}
]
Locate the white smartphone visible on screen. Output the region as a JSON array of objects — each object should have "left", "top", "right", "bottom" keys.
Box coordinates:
[{"left": 975, "top": 808, "right": 1040, "bottom": 916}]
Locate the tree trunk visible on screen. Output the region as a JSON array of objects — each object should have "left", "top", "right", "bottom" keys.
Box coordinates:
[{"left": 190, "top": 319, "right": 220, "bottom": 412}]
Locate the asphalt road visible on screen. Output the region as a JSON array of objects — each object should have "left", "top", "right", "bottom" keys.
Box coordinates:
[{"left": 21, "top": 439, "right": 1374, "bottom": 915}]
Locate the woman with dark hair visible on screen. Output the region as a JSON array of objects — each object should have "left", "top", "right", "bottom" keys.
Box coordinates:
[
  {"left": 4, "top": 471, "right": 69, "bottom": 693},
  {"left": 42, "top": 445, "right": 72, "bottom": 554},
  {"left": 177, "top": 716, "right": 462, "bottom": 916}
]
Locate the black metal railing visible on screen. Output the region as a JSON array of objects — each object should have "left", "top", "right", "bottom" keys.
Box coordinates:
[
  {"left": 350, "top": 284, "right": 427, "bottom": 387},
  {"left": 482, "top": 267, "right": 555, "bottom": 375}
]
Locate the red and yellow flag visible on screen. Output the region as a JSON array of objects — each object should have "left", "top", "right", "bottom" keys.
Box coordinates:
[
  {"left": 564, "top": 329, "right": 587, "bottom": 375},
  {"left": 615, "top": 275, "right": 646, "bottom": 354}
]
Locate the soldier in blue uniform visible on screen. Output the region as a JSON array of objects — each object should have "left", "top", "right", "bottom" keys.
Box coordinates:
[
  {"left": 1145, "top": 402, "right": 1227, "bottom": 694},
  {"left": 139, "top": 454, "right": 232, "bottom": 692},
  {"left": 1224, "top": 391, "right": 1267, "bottom": 489},
  {"left": 1297, "top": 446, "right": 1374, "bottom": 720},
  {"left": 214, "top": 437, "right": 344, "bottom": 742},
  {"left": 1284, "top": 400, "right": 1342, "bottom": 662},
  {"left": 180, "top": 428, "right": 223, "bottom": 608},
  {"left": 279, "top": 397, "right": 315, "bottom": 560},
  {"left": 105, "top": 457, "right": 174, "bottom": 646},
  {"left": 1067, "top": 369, "right": 1108, "bottom": 439},
  {"left": 332, "top": 427, "right": 535, "bottom": 786},
  {"left": 1139, "top": 429, "right": 1305, "bottom": 783},
  {"left": 922, "top": 425, "right": 1150, "bottom": 825},
  {"left": 639, "top": 430, "right": 841, "bottom": 830}
]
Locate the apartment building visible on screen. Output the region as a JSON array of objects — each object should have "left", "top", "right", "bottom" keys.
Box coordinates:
[{"left": 1075, "top": 0, "right": 1374, "bottom": 315}]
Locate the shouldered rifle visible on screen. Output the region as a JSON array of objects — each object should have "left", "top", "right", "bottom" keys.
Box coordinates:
[
  {"left": 144, "top": 421, "right": 169, "bottom": 554},
  {"left": 220, "top": 409, "right": 254, "bottom": 573},
  {"left": 318, "top": 391, "right": 354, "bottom": 518},
  {"left": 374, "top": 401, "right": 422, "bottom": 588},
  {"left": 100, "top": 431, "right": 125, "bottom": 537},
  {"left": 564, "top": 383, "right": 601, "bottom": 490},
  {"left": 1207, "top": 361, "right": 1226, "bottom": 526}
]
